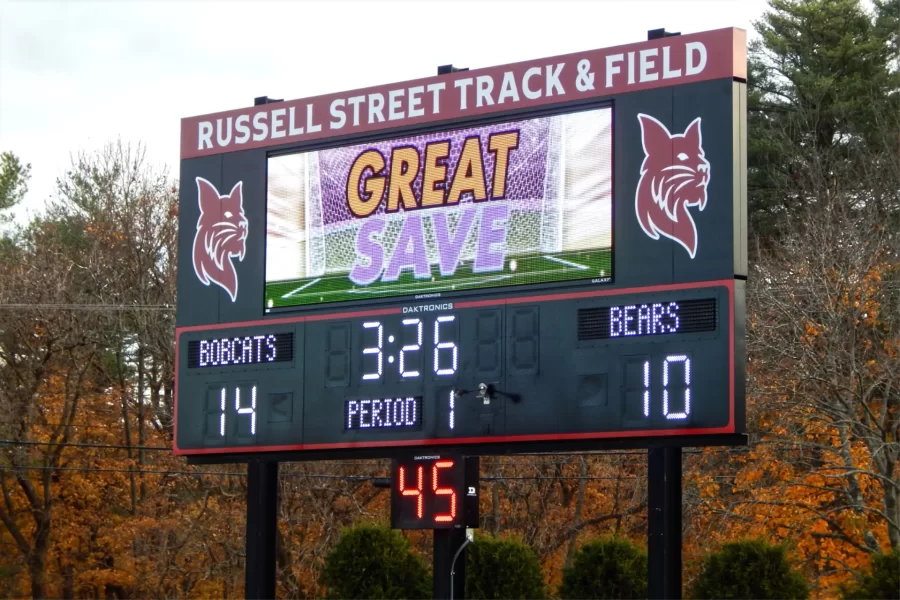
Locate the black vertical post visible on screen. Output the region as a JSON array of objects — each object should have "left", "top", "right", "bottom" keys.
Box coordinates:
[
  {"left": 434, "top": 528, "right": 467, "bottom": 600},
  {"left": 245, "top": 460, "right": 278, "bottom": 599},
  {"left": 648, "top": 447, "right": 682, "bottom": 599}
]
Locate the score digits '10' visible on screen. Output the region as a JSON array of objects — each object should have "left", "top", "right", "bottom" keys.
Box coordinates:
[{"left": 390, "top": 456, "right": 479, "bottom": 529}]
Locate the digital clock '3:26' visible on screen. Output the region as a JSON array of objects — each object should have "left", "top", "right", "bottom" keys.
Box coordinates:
[{"left": 359, "top": 316, "right": 458, "bottom": 380}]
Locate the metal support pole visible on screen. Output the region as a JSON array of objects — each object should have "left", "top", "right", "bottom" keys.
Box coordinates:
[
  {"left": 434, "top": 528, "right": 467, "bottom": 600},
  {"left": 245, "top": 460, "right": 278, "bottom": 599},
  {"left": 648, "top": 447, "right": 682, "bottom": 599}
]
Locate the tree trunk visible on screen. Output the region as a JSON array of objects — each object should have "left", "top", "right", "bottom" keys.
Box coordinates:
[
  {"left": 117, "top": 349, "right": 137, "bottom": 515},
  {"left": 613, "top": 458, "right": 623, "bottom": 534},
  {"left": 150, "top": 357, "right": 161, "bottom": 413},
  {"left": 564, "top": 456, "right": 587, "bottom": 568},
  {"left": 60, "top": 559, "right": 75, "bottom": 600},
  {"left": 137, "top": 345, "right": 146, "bottom": 501},
  {"left": 29, "top": 555, "right": 46, "bottom": 599},
  {"left": 163, "top": 376, "right": 174, "bottom": 434},
  {"left": 29, "top": 517, "right": 50, "bottom": 599},
  {"left": 491, "top": 482, "right": 501, "bottom": 536},
  {"left": 884, "top": 482, "right": 900, "bottom": 551}
]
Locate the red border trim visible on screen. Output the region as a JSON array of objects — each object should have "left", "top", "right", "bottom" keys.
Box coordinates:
[{"left": 174, "top": 279, "right": 735, "bottom": 455}]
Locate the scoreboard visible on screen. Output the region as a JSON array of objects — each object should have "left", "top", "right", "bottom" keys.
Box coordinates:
[
  {"left": 175, "top": 281, "right": 740, "bottom": 455},
  {"left": 174, "top": 27, "right": 748, "bottom": 460}
]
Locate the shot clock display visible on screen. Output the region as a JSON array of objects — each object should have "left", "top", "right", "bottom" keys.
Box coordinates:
[
  {"left": 390, "top": 456, "right": 480, "bottom": 529},
  {"left": 173, "top": 281, "right": 743, "bottom": 457}
]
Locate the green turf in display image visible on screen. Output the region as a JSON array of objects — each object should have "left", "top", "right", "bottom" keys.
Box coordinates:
[{"left": 265, "top": 248, "right": 612, "bottom": 309}]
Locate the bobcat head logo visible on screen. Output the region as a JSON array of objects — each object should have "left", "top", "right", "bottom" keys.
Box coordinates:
[
  {"left": 192, "top": 177, "right": 248, "bottom": 302},
  {"left": 635, "top": 114, "right": 710, "bottom": 258}
]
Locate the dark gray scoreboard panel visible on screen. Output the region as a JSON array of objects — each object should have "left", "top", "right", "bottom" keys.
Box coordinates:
[{"left": 174, "top": 281, "right": 741, "bottom": 456}]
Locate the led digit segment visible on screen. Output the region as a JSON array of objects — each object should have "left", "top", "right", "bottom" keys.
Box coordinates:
[
  {"left": 448, "top": 390, "right": 456, "bottom": 430},
  {"left": 643, "top": 360, "right": 651, "bottom": 417},
  {"left": 398, "top": 465, "right": 424, "bottom": 519},
  {"left": 434, "top": 315, "right": 458, "bottom": 376},
  {"left": 235, "top": 385, "right": 257, "bottom": 434},
  {"left": 219, "top": 387, "right": 226, "bottom": 436},
  {"left": 188, "top": 333, "right": 293, "bottom": 368},
  {"left": 663, "top": 355, "right": 691, "bottom": 420},
  {"left": 400, "top": 319, "right": 422, "bottom": 378},
  {"left": 345, "top": 397, "right": 423, "bottom": 430},
  {"left": 432, "top": 460, "right": 457, "bottom": 522},
  {"left": 361, "top": 322, "right": 384, "bottom": 380}
]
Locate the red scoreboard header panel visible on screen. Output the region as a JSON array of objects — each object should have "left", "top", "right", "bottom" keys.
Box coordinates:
[{"left": 174, "top": 28, "right": 747, "bottom": 460}]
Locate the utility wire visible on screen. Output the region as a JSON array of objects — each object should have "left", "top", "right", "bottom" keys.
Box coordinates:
[
  {"left": 0, "top": 284, "right": 898, "bottom": 312},
  {"left": 0, "top": 438, "right": 734, "bottom": 458},
  {"left": 0, "top": 435, "right": 762, "bottom": 464},
  {"left": 0, "top": 421, "right": 158, "bottom": 431},
  {"left": 0, "top": 465, "right": 244, "bottom": 476},
  {"left": 0, "top": 303, "right": 174, "bottom": 311},
  {"left": 0, "top": 439, "right": 171, "bottom": 451},
  {"left": 0, "top": 465, "right": 645, "bottom": 481}
]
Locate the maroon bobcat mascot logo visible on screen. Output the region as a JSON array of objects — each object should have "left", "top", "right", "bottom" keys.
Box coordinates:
[
  {"left": 192, "top": 177, "right": 248, "bottom": 302},
  {"left": 635, "top": 114, "right": 710, "bottom": 258}
]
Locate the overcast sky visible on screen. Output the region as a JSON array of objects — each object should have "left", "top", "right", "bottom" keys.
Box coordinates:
[{"left": 0, "top": 0, "right": 768, "bottom": 222}]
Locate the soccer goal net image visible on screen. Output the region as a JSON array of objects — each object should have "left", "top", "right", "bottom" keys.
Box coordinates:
[{"left": 265, "top": 107, "right": 611, "bottom": 308}]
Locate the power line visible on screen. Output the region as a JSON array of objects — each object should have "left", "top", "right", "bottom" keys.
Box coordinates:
[
  {"left": 0, "top": 303, "right": 173, "bottom": 311},
  {"left": 0, "top": 439, "right": 729, "bottom": 458},
  {"left": 0, "top": 421, "right": 154, "bottom": 431},
  {"left": 0, "top": 449, "right": 660, "bottom": 469},
  {"left": 0, "top": 283, "right": 898, "bottom": 312},
  {"left": 0, "top": 439, "right": 171, "bottom": 451},
  {"left": 0, "top": 465, "right": 244, "bottom": 476},
  {"left": 0, "top": 435, "right": 744, "bottom": 459},
  {"left": 0, "top": 465, "right": 647, "bottom": 481}
]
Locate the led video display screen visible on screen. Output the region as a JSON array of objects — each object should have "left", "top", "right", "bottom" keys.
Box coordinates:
[{"left": 265, "top": 107, "right": 612, "bottom": 309}]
